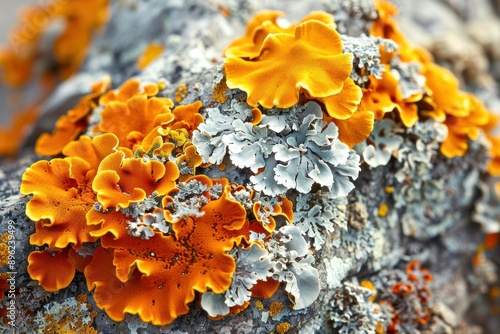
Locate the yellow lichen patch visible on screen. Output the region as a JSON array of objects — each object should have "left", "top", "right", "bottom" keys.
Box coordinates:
[
  {"left": 86, "top": 182, "right": 249, "bottom": 325},
  {"left": 92, "top": 150, "right": 179, "bottom": 210},
  {"left": 360, "top": 280, "right": 378, "bottom": 302},
  {"left": 385, "top": 186, "right": 395, "bottom": 194},
  {"left": 0, "top": 233, "right": 9, "bottom": 267},
  {"left": 269, "top": 301, "right": 283, "bottom": 317},
  {"left": 36, "top": 77, "right": 111, "bottom": 156},
  {"left": 175, "top": 83, "right": 188, "bottom": 103},
  {"left": 35, "top": 294, "right": 98, "bottom": 334},
  {"left": 27, "top": 249, "right": 75, "bottom": 291},
  {"left": 0, "top": 103, "right": 39, "bottom": 157},
  {"left": 255, "top": 300, "right": 264, "bottom": 311},
  {"left": 276, "top": 322, "right": 291, "bottom": 334},
  {"left": 225, "top": 20, "right": 354, "bottom": 110},
  {"left": 377, "top": 203, "right": 388, "bottom": 217},
  {"left": 213, "top": 78, "right": 229, "bottom": 103},
  {"left": 136, "top": 43, "right": 164, "bottom": 70}
]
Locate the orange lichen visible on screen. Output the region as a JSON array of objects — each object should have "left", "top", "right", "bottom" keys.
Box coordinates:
[
  {"left": 36, "top": 77, "right": 111, "bottom": 156},
  {"left": 360, "top": 280, "right": 378, "bottom": 302},
  {"left": 440, "top": 94, "right": 490, "bottom": 158},
  {"left": 360, "top": 69, "right": 419, "bottom": 127},
  {"left": 92, "top": 150, "right": 179, "bottom": 210},
  {"left": 224, "top": 11, "right": 335, "bottom": 59},
  {"left": 171, "top": 100, "right": 204, "bottom": 135},
  {"left": 255, "top": 300, "right": 264, "bottom": 311},
  {"left": 225, "top": 20, "right": 358, "bottom": 117},
  {"left": 136, "top": 43, "right": 164, "bottom": 70},
  {"left": 0, "top": 50, "right": 34, "bottom": 87},
  {"left": 52, "top": 0, "right": 110, "bottom": 79},
  {"left": 276, "top": 322, "right": 291, "bottom": 334},
  {"left": 175, "top": 83, "right": 188, "bottom": 103},
  {"left": 371, "top": 0, "right": 431, "bottom": 64},
  {"left": 377, "top": 203, "right": 388, "bottom": 217},
  {"left": 0, "top": 102, "right": 39, "bottom": 157},
  {"left": 0, "top": 0, "right": 109, "bottom": 87},
  {"left": 269, "top": 301, "right": 284, "bottom": 317},
  {"left": 329, "top": 108, "right": 375, "bottom": 148},
  {"left": 27, "top": 249, "right": 75, "bottom": 291},
  {"left": 86, "top": 181, "right": 249, "bottom": 325},
  {"left": 252, "top": 196, "right": 293, "bottom": 233},
  {"left": 0, "top": 233, "right": 9, "bottom": 267},
  {"left": 20, "top": 157, "right": 100, "bottom": 249},
  {"left": 99, "top": 79, "right": 160, "bottom": 105},
  {"left": 480, "top": 113, "right": 500, "bottom": 176},
  {"left": 213, "top": 78, "right": 229, "bottom": 103},
  {"left": 98, "top": 94, "right": 174, "bottom": 150}
]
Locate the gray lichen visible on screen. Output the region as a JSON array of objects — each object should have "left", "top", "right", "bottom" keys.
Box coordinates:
[
  {"left": 342, "top": 34, "right": 398, "bottom": 86},
  {"left": 293, "top": 191, "right": 348, "bottom": 250},
  {"left": 194, "top": 100, "right": 361, "bottom": 196}
]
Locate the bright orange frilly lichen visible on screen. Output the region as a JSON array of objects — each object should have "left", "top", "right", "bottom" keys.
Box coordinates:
[
  {"left": 27, "top": 249, "right": 75, "bottom": 292},
  {"left": 440, "top": 94, "right": 490, "bottom": 158},
  {"left": 225, "top": 20, "right": 357, "bottom": 117},
  {"left": 92, "top": 150, "right": 179, "bottom": 210},
  {"left": 35, "top": 77, "right": 111, "bottom": 156},
  {"left": 224, "top": 11, "right": 335, "bottom": 59},
  {"left": 85, "top": 180, "right": 249, "bottom": 325},
  {"left": 20, "top": 157, "right": 99, "bottom": 249},
  {"left": 0, "top": 103, "right": 39, "bottom": 157}
]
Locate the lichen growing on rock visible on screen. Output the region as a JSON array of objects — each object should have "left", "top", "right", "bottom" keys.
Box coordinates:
[{"left": 1, "top": 0, "right": 500, "bottom": 332}]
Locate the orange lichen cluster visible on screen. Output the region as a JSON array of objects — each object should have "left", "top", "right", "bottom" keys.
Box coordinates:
[
  {"left": 223, "top": 11, "right": 371, "bottom": 148},
  {"left": 0, "top": 0, "right": 110, "bottom": 87},
  {"left": 86, "top": 177, "right": 249, "bottom": 325},
  {"left": 379, "top": 260, "right": 433, "bottom": 332},
  {"left": 21, "top": 78, "right": 285, "bottom": 325},
  {"left": 370, "top": 0, "right": 499, "bottom": 158},
  {"left": 36, "top": 77, "right": 111, "bottom": 156}
]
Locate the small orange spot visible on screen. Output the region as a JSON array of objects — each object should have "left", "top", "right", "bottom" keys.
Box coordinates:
[
  {"left": 360, "top": 280, "right": 378, "bottom": 302},
  {"left": 377, "top": 203, "right": 388, "bottom": 217},
  {"left": 175, "top": 83, "right": 188, "bottom": 103},
  {"left": 213, "top": 79, "right": 229, "bottom": 103},
  {"left": 137, "top": 43, "right": 164, "bottom": 70},
  {"left": 76, "top": 293, "right": 88, "bottom": 304},
  {"left": 276, "top": 322, "right": 291, "bottom": 334},
  {"left": 269, "top": 301, "right": 283, "bottom": 317},
  {"left": 255, "top": 300, "right": 264, "bottom": 311},
  {"left": 385, "top": 186, "right": 395, "bottom": 193},
  {"left": 219, "top": 6, "right": 231, "bottom": 17},
  {"left": 218, "top": 162, "right": 226, "bottom": 171}
]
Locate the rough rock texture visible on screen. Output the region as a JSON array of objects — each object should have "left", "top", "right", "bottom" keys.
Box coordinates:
[{"left": 1, "top": 0, "right": 500, "bottom": 333}]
